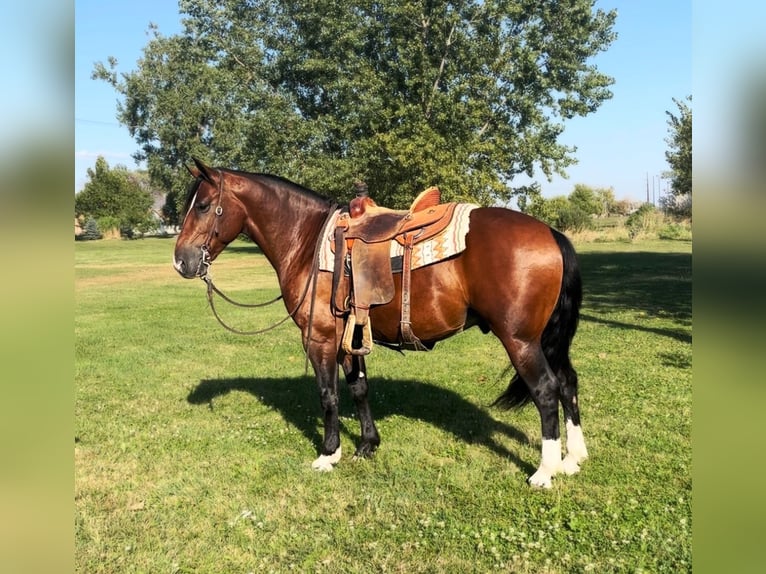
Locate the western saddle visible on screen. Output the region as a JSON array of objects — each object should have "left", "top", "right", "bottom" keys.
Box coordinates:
[{"left": 332, "top": 185, "right": 458, "bottom": 355}]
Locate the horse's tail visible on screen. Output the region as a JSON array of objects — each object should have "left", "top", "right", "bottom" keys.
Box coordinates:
[{"left": 493, "top": 228, "right": 582, "bottom": 409}]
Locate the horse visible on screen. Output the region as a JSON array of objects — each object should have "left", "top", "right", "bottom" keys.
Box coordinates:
[{"left": 173, "top": 158, "right": 588, "bottom": 488}]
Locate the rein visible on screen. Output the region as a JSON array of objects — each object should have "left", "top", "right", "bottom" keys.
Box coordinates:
[
  {"left": 201, "top": 269, "right": 292, "bottom": 336},
  {"left": 196, "top": 175, "right": 337, "bottom": 343}
]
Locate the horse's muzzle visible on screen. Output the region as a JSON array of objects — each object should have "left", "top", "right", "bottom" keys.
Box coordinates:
[{"left": 173, "top": 246, "right": 205, "bottom": 279}]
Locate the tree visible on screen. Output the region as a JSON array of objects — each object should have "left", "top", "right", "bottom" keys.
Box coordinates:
[
  {"left": 78, "top": 216, "right": 102, "bottom": 241},
  {"left": 593, "top": 186, "right": 616, "bottom": 217},
  {"left": 568, "top": 183, "right": 601, "bottom": 217},
  {"left": 518, "top": 185, "right": 558, "bottom": 225},
  {"left": 94, "top": 0, "right": 617, "bottom": 209},
  {"left": 75, "top": 156, "right": 156, "bottom": 236},
  {"left": 665, "top": 96, "right": 692, "bottom": 198},
  {"left": 519, "top": 192, "right": 589, "bottom": 232},
  {"left": 569, "top": 184, "right": 616, "bottom": 217}
]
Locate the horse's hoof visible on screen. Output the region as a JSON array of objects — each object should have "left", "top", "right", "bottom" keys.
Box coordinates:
[
  {"left": 528, "top": 470, "right": 553, "bottom": 489},
  {"left": 562, "top": 455, "right": 582, "bottom": 475},
  {"left": 311, "top": 446, "right": 342, "bottom": 471},
  {"left": 352, "top": 443, "right": 377, "bottom": 460},
  {"left": 312, "top": 460, "right": 335, "bottom": 472}
]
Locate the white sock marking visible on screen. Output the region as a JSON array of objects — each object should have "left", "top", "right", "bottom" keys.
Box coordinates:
[
  {"left": 528, "top": 438, "right": 562, "bottom": 488},
  {"left": 563, "top": 420, "right": 588, "bottom": 475},
  {"left": 311, "top": 446, "right": 342, "bottom": 471}
]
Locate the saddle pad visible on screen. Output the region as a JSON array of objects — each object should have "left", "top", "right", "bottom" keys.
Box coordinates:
[{"left": 318, "top": 203, "right": 478, "bottom": 272}]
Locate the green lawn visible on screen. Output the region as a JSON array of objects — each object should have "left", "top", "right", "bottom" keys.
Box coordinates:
[{"left": 75, "top": 236, "right": 691, "bottom": 573}]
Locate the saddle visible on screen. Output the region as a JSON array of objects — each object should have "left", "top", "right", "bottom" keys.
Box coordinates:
[{"left": 332, "top": 186, "right": 458, "bottom": 355}]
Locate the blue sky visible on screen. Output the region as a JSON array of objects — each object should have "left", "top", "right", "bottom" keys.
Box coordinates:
[{"left": 75, "top": 0, "right": 691, "bottom": 202}]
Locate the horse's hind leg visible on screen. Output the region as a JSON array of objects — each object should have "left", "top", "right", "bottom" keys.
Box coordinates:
[
  {"left": 341, "top": 353, "right": 381, "bottom": 458},
  {"left": 558, "top": 363, "right": 589, "bottom": 474},
  {"left": 507, "top": 340, "right": 564, "bottom": 488}
]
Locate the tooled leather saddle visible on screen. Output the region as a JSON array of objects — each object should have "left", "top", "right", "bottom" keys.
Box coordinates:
[{"left": 332, "top": 186, "right": 458, "bottom": 355}]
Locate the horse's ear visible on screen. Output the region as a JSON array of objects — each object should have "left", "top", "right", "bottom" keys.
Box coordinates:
[
  {"left": 191, "top": 157, "right": 216, "bottom": 183},
  {"left": 185, "top": 163, "right": 201, "bottom": 178}
]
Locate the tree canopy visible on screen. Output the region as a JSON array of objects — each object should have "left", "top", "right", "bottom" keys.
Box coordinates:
[
  {"left": 665, "top": 95, "right": 692, "bottom": 198},
  {"left": 94, "top": 0, "right": 617, "bottom": 211}
]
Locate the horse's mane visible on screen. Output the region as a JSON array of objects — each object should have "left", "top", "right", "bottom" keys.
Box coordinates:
[
  {"left": 234, "top": 170, "right": 336, "bottom": 207},
  {"left": 182, "top": 168, "right": 335, "bottom": 217}
]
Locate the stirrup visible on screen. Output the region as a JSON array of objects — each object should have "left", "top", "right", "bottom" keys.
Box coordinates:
[{"left": 342, "top": 313, "right": 373, "bottom": 356}]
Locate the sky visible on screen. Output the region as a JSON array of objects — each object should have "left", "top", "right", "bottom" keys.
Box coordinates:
[{"left": 75, "top": 0, "right": 691, "bottom": 202}]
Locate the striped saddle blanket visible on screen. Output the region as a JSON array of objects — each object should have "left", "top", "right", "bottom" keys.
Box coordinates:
[{"left": 318, "top": 202, "right": 478, "bottom": 273}]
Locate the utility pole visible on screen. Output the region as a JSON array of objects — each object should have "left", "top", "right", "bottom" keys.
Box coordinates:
[{"left": 646, "top": 172, "right": 650, "bottom": 203}]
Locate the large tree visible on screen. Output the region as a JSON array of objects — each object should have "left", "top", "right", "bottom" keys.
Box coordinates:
[
  {"left": 665, "top": 95, "right": 692, "bottom": 198},
  {"left": 94, "top": 0, "right": 616, "bottom": 209}
]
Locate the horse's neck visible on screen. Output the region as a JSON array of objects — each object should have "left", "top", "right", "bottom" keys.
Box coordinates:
[{"left": 242, "top": 191, "right": 329, "bottom": 282}]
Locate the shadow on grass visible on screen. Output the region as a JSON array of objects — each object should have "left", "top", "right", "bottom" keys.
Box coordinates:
[
  {"left": 658, "top": 350, "right": 692, "bottom": 370},
  {"left": 187, "top": 375, "right": 536, "bottom": 474},
  {"left": 579, "top": 250, "right": 692, "bottom": 325},
  {"left": 580, "top": 314, "right": 692, "bottom": 344}
]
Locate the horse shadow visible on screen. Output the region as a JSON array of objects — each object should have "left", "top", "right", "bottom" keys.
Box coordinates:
[{"left": 187, "top": 375, "right": 536, "bottom": 475}]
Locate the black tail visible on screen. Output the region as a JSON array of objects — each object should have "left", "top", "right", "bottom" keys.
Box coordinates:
[{"left": 493, "top": 228, "right": 582, "bottom": 409}]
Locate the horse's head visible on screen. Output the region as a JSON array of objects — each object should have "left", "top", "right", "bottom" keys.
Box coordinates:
[{"left": 173, "top": 158, "right": 247, "bottom": 278}]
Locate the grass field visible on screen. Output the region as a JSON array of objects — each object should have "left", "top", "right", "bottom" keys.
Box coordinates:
[{"left": 75, "top": 236, "right": 691, "bottom": 573}]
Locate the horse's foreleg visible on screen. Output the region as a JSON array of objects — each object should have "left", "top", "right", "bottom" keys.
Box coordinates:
[
  {"left": 310, "top": 350, "right": 342, "bottom": 471},
  {"left": 341, "top": 354, "right": 380, "bottom": 458},
  {"left": 558, "top": 366, "right": 589, "bottom": 475}
]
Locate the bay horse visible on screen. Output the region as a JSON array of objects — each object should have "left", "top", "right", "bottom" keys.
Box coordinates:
[{"left": 173, "top": 158, "right": 588, "bottom": 488}]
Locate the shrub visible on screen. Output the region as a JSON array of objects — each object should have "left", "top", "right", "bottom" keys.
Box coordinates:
[
  {"left": 660, "top": 192, "right": 692, "bottom": 220},
  {"left": 658, "top": 221, "right": 692, "bottom": 241},
  {"left": 96, "top": 216, "right": 121, "bottom": 239},
  {"left": 555, "top": 204, "right": 592, "bottom": 233},
  {"left": 626, "top": 203, "right": 663, "bottom": 240}
]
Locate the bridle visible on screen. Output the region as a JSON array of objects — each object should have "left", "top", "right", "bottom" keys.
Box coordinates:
[
  {"left": 194, "top": 170, "right": 226, "bottom": 279},
  {"left": 189, "top": 169, "right": 338, "bottom": 341}
]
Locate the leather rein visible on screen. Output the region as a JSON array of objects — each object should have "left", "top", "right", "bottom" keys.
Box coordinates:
[{"left": 195, "top": 170, "right": 337, "bottom": 340}]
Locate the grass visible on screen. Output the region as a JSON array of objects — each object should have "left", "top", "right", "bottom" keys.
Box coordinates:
[
  {"left": 569, "top": 215, "right": 692, "bottom": 244},
  {"left": 75, "top": 236, "right": 691, "bottom": 573}
]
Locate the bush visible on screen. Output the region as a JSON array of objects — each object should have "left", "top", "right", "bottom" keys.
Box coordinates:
[
  {"left": 96, "top": 216, "right": 121, "bottom": 239},
  {"left": 658, "top": 221, "right": 692, "bottom": 241},
  {"left": 555, "top": 204, "right": 592, "bottom": 233},
  {"left": 660, "top": 193, "right": 692, "bottom": 220},
  {"left": 626, "top": 203, "right": 663, "bottom": 240}
]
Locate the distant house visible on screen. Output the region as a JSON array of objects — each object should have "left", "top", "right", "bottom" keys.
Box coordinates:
[
  {"left": 74, "top": 189, "right": 180, "bottom": 238},
  {"left": 148, "top": 190, "right": 179, "bottom": 236}
]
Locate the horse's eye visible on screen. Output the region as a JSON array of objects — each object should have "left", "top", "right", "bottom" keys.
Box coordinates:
[{"left": 197, "top": 202, "right": 211, "bottom": 214}]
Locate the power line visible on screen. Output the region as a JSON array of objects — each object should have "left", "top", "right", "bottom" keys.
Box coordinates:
[{"left": 76, "top": 117, "right": 129, "bottom": 128}]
